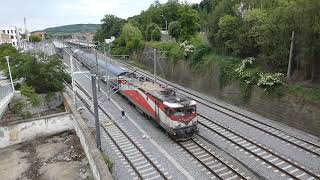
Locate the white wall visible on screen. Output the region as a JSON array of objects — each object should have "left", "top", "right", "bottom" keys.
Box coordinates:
[{"left": 0, "top": 26, "right": 20, "bottom": 48}]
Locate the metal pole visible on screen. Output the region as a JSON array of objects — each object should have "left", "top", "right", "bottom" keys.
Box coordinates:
[
  {"left": 91, "top": 74, "right": 101, "bottom": 150},
  {"left": 95, "top": 52, "right": 100, "bottom": 91},
  {"left": 287, "top": 31, "right": 295, "bottom": 80},
  {"left": 161, "top": 15, "right": 167, "bottom": 31},
  {"left": 70, "top": 54, "right": 76, "bottom": 105},
  {"left": 104, "top": 45, "right": 109, "bottom": 89},
  {"left": 153, "top": 49, "right": 157, "bottom": 83},
  {"left": 5, "top": 56, "right": 15, "bottom": 91},
  {"left": 108, "top": 43, "right": 111, "bottom": 57}
]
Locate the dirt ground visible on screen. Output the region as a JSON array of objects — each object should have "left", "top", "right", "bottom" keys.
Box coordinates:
[{"left": 0, "top": 130, "right": 93, "bottom": 180}]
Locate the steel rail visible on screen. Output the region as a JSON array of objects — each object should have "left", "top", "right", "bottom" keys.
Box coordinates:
[
  {"left": 116, "top": 59, "right": 320, "bottom": 157},
  {"left": 197, "top": 114, "right": 319, "bottom": 180},
  {"left": 74, "top": 81, "right": 169, "bottom": 180}
]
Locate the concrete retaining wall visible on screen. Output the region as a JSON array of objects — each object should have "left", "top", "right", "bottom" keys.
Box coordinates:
[
  {"left": 0, "top": 92, "right": 14, "bottom": 119},
  {"left": 63, "top": 92, "right": 113, "bottom": 180},
  {"left": 0, "top": 112, "right": 73, "bottom": 148}
]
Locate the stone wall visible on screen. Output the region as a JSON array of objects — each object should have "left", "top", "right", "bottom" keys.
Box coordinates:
[{"left": 137, "top": 47, "right": 320, "bottom": 136}]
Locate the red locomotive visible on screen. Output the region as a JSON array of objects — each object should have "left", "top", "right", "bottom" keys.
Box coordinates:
[{"left": 73, "top": 49, "right": 198, "bottom": 140}]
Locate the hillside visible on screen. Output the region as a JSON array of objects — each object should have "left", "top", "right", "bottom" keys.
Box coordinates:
[{"left": 39, "top": 24, "right": 100, "bottom": 34}]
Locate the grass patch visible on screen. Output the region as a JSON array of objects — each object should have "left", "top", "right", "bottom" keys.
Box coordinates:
[
  {"left": 193, "top": 52, "right": 240, "bottom": 87},
  {"left": 288, "top": 84, "right": 320, "bottom": 103},
  {"left": 101, "top": 153, "right": 113, "bottom": 172},
  {"left": 146, "top": 41, "right": 184, "bottom": 63}
]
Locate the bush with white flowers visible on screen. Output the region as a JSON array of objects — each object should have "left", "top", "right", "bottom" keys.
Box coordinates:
[
  {"left": 235, "top": 57, "right": 255, "bottom": 74},
  {"left": 180, "top": 40, "right": 194, "bottom": 57},
  {"left": 234, "top": 57, "right": 284, "bottom": 94},
  {"left": 257, "top": 73, "right": 284, "bottom": 91},
  {"left": 235, "top": 57, "right": 257, "bottom": 85}
]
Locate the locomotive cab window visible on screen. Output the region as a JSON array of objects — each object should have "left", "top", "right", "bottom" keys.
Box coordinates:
[
  {"left": 173, "top": 108, "right": 185, "bottom": 116},
  {"left": 186, "top": 106, "right": 196, "bottom": 115}
]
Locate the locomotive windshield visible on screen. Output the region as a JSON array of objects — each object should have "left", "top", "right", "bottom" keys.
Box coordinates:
[{"left": 169, "top": 106, "right": 196, "bottom": 117}]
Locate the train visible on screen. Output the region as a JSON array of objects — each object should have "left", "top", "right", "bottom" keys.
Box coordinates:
[{"left": 72, "top": 48, "right": 198, "bottom": 140}]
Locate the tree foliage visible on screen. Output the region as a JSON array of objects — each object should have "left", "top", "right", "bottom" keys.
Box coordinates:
[
  {"left": 145, "top": 23, "right": 161, "bottom": 41},
  {"left": 94, "top": 14, "right": 125, "bottom": 42},
  {"left": 0, "top": 43, "right": 18, "bottom": 70},
  {"left": 11, "top": 53, "right": 70, "bottom": 93},
  {"left": 97, "top": 0, "right": 320, "bottom": 80},
  {"left": 151, "top": 26, "right": 161, "bottom": 41},
  {"left": 29, "top": 35, "right": 41, "bottom": 42},
  {"left": 204, "top": 0, "right": 320, "bottom": 77},
  {"left": 178, "top": 5, "right": 201, "bottom": 40},
  {"left": 112, "top": 23, "right": 144, "bottom": 54},
  {"left": 168, "top": 21, "right": 181, "bottom": 40}
]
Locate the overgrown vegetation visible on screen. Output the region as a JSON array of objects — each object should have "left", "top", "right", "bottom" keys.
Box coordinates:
[
  {"left": 146, "top": 41, "right": 183, "bottom": 63},
  {"left": 101, "top": 153, "right": 113, "bottom": 172},
  {"left": 0, "top": 44, "right": 70, "bottom": 117},
  {"left": 29, "top": 35, "right": 42, "bottom": 42},
  {"left": 94, "top": 0, "right": 320, "bottom": 103},
  {"left": 94, "top": 15, "right": 125, "bottom": 42}
]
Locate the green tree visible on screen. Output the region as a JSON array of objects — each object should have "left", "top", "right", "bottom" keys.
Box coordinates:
[
  {"left": 215, "top": 15, "right": 240, "bottom": 54},
  {"left": 0, "top": 43, "right": 18, "bottom": 70},
  {"left": 20, "top": 84, "right": 41, "bottom": 107},
  {"left": 118, "top": 23, "right": 144, "bottom": 53},
  {"left": 207, "top": 0, "right": 236, "bottom": 50},
  {"left": 29, "top": 35, "right": 41, "bottom": 42},
  {"left": 12, "top": 54, "right": 71, "bottom": 93},
  {"left": 94, "top": 14, "right": 125, "bottom": 42},
  {"left": 168, "top": 21, "right": 181, "bottom": 40},
  {"left": 145, "top": 23, "right": 160, "bottom": 41},
  {"left": 151, "top": 26, "right": 161, "bottom": 41},
  {"left": 178, "top": 5, "right": 200, "bottom": 40}
]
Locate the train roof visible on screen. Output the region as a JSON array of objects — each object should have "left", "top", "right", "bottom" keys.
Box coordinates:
[
  {"left": 136, "top": 80, "right": 195, "bottom": 107},
  {"left": 106, "top": 63, "right": 129, "bottom": 77},
  {"left": 73, "top": 49, "right": 129, "bottom": 77}
]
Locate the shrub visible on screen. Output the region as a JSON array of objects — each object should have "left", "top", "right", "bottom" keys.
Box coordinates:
[
  {"left": 118, "top": 23, "right": 144, "bottom": 54},
  {"left": 168, "top": 21, "right": 181, "bottom": 40},
  {"left": 180, "top": 40, "right": 194, "bottom": 57},
  {"left": 101, "top": 153, "right": 113, "bottom": 171},
  {"left": 29, "top": 34, "right": 41, "bottom": 42},
  {"left": 145, "top": 23, "right": 161, "bottom": 41},
  {"left": 20, "top": 84, "right": 41, "bottom": 107},
  {"left": 151, "top": 27, "right": 161, "bottom": 41},
  {"left": 190, "top": 44, "right": 211, "bottom": 64},
  {"left": 257, "top": 73, "right": 284, "bottom": 91}
]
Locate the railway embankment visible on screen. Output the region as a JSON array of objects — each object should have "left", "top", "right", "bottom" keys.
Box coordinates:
[{"left": 131, "top": 46, "right": 320, "bottom": 137}]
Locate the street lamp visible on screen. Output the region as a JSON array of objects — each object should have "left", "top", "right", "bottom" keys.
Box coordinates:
[
  {"left": 4, "top": 56, "right": 15, "bottom": 91},
  {"left": 70, "top": 49, "right": 79, "bottom": 105},
  {"left": 160, "top": 15, "right": 168, "bottom": 32}
]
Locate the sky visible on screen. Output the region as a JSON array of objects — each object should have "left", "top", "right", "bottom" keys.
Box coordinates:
[{"left": 0, "top": 0, "right": 201, "bottom": 31}]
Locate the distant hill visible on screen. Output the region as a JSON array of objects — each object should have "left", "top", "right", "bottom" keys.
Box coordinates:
[{"left": 36, "top": 24, "right": 101, "bottom": 34}]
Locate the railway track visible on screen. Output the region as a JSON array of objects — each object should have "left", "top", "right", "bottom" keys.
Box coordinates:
[
  {"left": 63, "top": 47, "right": 320, "bottom": 179},
  {"left": 197, "top": 114, "right": 320, "bottom": 180},
  {"left": 177, "top": 137, "right": 249, "bottom": 180},
  {"left": 72, "top": 81, "right": 170, "bottom": 180},
  {"left": 65, "top": 57, "right": 251, "bottom": 180},
  {"left": 115, "top": 59, "right": 320, "bottom": 158}
]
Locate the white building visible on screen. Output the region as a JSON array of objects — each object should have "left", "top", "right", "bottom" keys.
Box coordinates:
[{"left": 0, "top": 26, "right": 21, "bottom": 48}]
